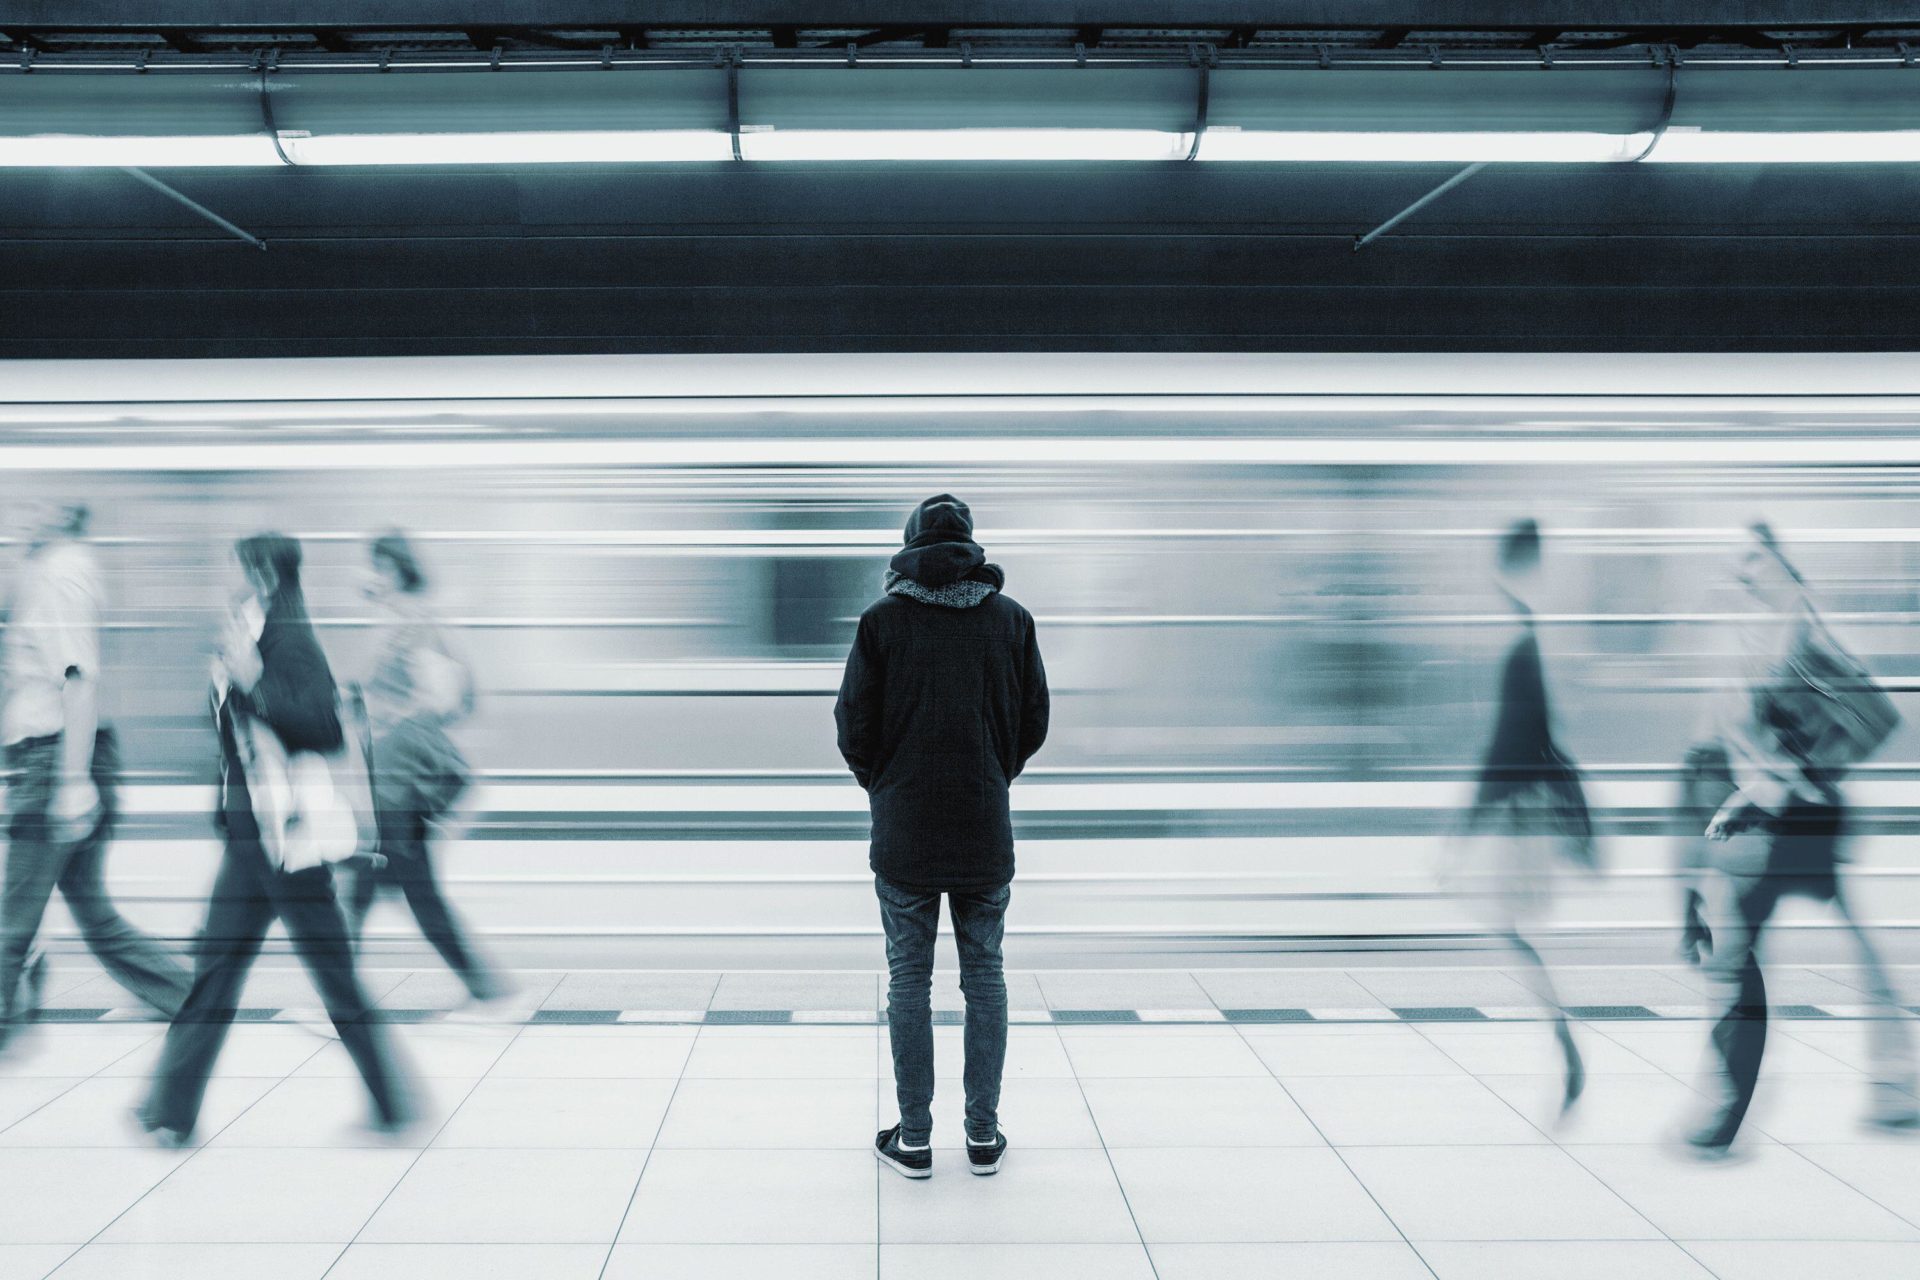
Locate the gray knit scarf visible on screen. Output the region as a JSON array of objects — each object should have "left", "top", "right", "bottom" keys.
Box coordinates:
[{"left": 884, "top": 565, "right": 1003, "bottom": 609}]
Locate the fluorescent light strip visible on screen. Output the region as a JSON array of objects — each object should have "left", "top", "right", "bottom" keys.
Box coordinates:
[
  {"left": 737, "top": 127, "right": 1192, "bottom": 161},
  {"left": 0, "top": 134, "right": 282, "bottom": 167},
  {"left": 1643, "top": 128, "right": 1920, "bottom": 163},
  {"left": 9, "top": 436, "right": 1920, "bottom": 471},
  {"left": 276, "top": 129, "right": 734, "bottom": 164},
  {"left": 6, "top": 127, "right": 1920, "bottom": 166},
  {"left": 1198, "top": 129, "right": 1652, "bottom": 163}
]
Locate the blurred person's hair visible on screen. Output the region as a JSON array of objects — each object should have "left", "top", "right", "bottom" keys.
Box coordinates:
[
  {"left": 235, "top": 531, "right": 303, "bottom": 597},
  {"left": 1748, "top": 520, "right": 1808, "bottom": 588},
  {"left": 57, "top": 502, "right": 89, "bottom": 537},
  {"left": 371, "top": 530, "right": 427, "bottom": 594},
  {"left": 1498, "top": 519, "right": 1542, "bottom": 574}
]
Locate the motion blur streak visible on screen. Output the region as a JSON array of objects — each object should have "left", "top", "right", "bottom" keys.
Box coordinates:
[{"left": 5, "top": 353, "right": 1919, "bottom": 970}]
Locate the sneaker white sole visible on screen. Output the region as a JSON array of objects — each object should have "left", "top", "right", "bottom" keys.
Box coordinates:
[
  {"left": 968, "top": 1157, "right": 1002, "bottom": 1175},
  {"left": 876, "top": 1149, "right": 932, "bottom": 1179}
]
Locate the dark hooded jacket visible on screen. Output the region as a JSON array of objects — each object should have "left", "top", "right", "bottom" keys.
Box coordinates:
[{"left": 835, "top": 495, "right": 1049, "bottom": 890}]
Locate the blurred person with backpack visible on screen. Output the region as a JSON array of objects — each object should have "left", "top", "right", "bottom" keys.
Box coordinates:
[
  {"left": 347, "top": 531, "right": 501, "bottom": 1009},
  {"left": 1678, "top": 522, "right": 1915, "bottom": 1158}
]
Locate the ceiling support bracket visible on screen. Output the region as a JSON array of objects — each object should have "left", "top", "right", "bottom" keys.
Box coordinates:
[
  {"left": 119, "top": 167, "right": 266, "bottom": 250},
  {"left": 1352, "top": 161, "right": 1485, "bottom": 251}
]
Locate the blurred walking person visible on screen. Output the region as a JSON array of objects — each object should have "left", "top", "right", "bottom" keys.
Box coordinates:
[
  {"left": 1678, "top": 523, "right": 1914, "bottom": 1158},
  {"left": 345, "top": 532, "right": 499, "bottom": 1008},
  {"left": 140, "top": 533, "right": 410, "bottom": 1142},
  {"left": 838, "top": 495, "right": 1048, "bottom": 1178},
  {"left": 0, "top": 501, "right": 190, "bottom": 1052},
  {"left": 1449, "top": 520, "right": 1595, "bottom": 1113}
]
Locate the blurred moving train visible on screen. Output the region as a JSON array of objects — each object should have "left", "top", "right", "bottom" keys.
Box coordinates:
[{"left": 5, "top": 353, "right": 1920, "bottom": 967}]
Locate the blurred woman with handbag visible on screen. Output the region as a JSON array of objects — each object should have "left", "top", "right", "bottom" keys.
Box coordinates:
[
  {"left": 140, "top": 533, "right": 411, "bottom": 1144},
  {"left": 1680, "top": 523, "right": 1915, "bottom": 1157},
  {"left": 1450, "top": 520, "right": 1596, "bottom": 1115},
  {"left": 347, "top": 531, "right": 502, "bottom": 1009}
]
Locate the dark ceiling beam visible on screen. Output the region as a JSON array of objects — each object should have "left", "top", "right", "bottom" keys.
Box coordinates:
[
  {"left": 1374, "top": 28, "right": 1410, "bottom": 49},
  {"left": 310, "top": 28, "right": 352, "bottom": 52},
  {"left": 851, "top": 27, "right": 920, "bottom": 47},
  {"left": 0, "top": 28, "right": 49, "bottom": 50},
  {"left": 159, "top": 29, "right": 199, "bottom": 52},
  {"left": 1078, "top": 25, "right": 1104, "bottom": 48},
  {"left": 6, "top": 5, "right": 1916, "bottom": 33}
]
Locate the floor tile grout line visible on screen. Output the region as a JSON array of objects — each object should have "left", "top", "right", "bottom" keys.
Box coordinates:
[
  {"left": 1519, "top": 1013, "right": 1919, "bottom": 1262},
  {"left": 1050, "top": 1018, "right": 1163, "bottom": 1280},
  {"left": 594, "top": 1011, "right": 705, "bottom": 1279},
  {"left": 0, "top": 1071, "right": 103, "bottom": 1140},
  {"left": 1770, "top": 1135, "right": 1920, "bottom": 1236},
  {"left": 39, "top": 1024, "right": 338, "bottom": 1276},
  {"left": 1400, "top": 1016, "right": 1683, "bottom": 1254},
  {"left": 318, "top": 1012, "right": 535, "bottom": 1278},
  {"left": 1396, "top": 1017, "right": 1567, "bottom": 1145},
  {"left": 1215, "top": 986, "right": 1442, "bottom": 1280}
]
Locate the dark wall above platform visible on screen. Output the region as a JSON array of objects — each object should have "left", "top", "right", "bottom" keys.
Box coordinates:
[{"left": 6, "top": 161, "right": 1920, "bottom": 357}]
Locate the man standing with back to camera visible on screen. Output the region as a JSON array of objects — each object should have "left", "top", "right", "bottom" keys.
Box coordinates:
[{"left": 837, "top": 494, "right": 1048, "bottom": 1179}]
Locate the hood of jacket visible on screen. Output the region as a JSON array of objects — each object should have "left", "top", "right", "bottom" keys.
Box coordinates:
[{"left": 889, "top": 493, "right": 989, "bottom": 589}]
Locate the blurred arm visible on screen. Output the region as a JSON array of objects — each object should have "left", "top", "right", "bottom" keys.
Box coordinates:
[
  {"left": 834, "top": 614, "right": 883, "bottom": 790},
  {"left": 1013, "top": 618, "right": 1049, "bottom": 779}
]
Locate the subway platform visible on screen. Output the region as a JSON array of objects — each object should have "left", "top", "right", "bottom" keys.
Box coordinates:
[{"left": 0, "top": 964, "right": 1916, "bottom": 1279}]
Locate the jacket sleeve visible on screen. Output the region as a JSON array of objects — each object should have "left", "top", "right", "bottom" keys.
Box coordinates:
[
  {"left": 246, "top": 622, "right": 344, "bottom": 754},
  {"left": 834, "top": 614, "right": 883, "bottom": 789},
  {"left": 1012, "top": 616, "right": 1049, "bottom": 779}
]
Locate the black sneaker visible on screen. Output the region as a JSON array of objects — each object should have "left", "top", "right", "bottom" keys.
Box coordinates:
[
  {"left": 875, "top": 1125, "right": 932, "bottom": 1179},
  {"left": 966, "top": 1129, "right": 1007, "bottom": 1176}
]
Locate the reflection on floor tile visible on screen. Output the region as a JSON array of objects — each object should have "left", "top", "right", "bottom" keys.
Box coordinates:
[
  {"left": 434, "top": 1077, "right": 675, "bottom": 1148},
  {"left": 1415, "top": 1241, "right": 1716, "bottom": 1280},
  {"left": 359, "top": 1149, "right": 648, "bottom": 1243},
  {"left": 0, "top": 1149, "right": 187, "bottom": 1244},
  {"left": 1284, "top": 1074, "right": 1548, "bottom": 1146},
  {"left": 1679, "top": 1241, "right": 1920, "bottom": 1280},
  {"left": 1149, "top": 1242, "right": 1433, "bottom": 1280},
  {"left": 618, "top": 1150, "right": 875, "bottom": 1244},
  {"left": 327, "top": 1242, "right": 607, "bottom": 1279},
  {"left": 1339, "top": 1145, "right": 1662, "bottom": 1241},
  {"left": 603, "top": 1243, "right": 877, "bottom": 1279},
  {"left": 664, "top": 1077, "right": 877, "bottom": 1149},
  {"left": 1110, "top": 1147, "right": 1398, "bottom": 1243},
  {"left": 100, "top": 1148, "right": 416, "bottom": 1244},
  {"left": 882, "top": 1242, "right": 1157, "bottom": 1278},
  {"left": 1078, "top": 1076, "right": 1323, "bottom": 1147},
  {"left": 47, "top": 1242, "right": 342, "bottom": 1280},
  {"left": 1566, "top": 1143, "right": 1920, "bottom": 1241},
  {"left": 0, "top": 1246, "right": 75, "bottom": 1280}
]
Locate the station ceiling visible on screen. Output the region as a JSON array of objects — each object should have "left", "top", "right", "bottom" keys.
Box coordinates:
[{"left": 2, "top": 3, "right": 1917, "bottom": 357}]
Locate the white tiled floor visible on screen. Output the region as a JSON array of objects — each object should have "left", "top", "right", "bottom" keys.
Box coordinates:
[{"left": 0, "top": 1012, "right": 1917, "bottom": 1277}]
